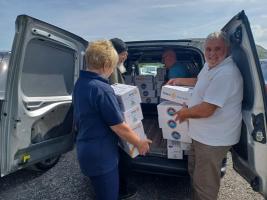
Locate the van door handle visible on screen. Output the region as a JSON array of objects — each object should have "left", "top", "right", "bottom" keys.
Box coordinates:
[{"left": 25, "top": 101, "right": 44, "bottom": 109}]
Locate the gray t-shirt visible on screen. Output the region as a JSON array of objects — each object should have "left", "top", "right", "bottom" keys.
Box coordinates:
[{"left": 188, "top": 56, "right": 243, "bottom": 146}]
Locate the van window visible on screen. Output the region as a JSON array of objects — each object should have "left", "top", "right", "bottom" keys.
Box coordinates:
[
  {"left": 21, "top": 39, "right": 75, "bottom": 97},
  {"left": 138, "top": 63, "right": 164, "bottom": 76}
]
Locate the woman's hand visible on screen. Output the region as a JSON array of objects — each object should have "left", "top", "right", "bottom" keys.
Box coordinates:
[{"left": 136, "top": 138, "right": 152, "bottom": 155}]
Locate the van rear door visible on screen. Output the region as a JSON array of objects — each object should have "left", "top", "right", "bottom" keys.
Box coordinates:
[
  {"left": 0, "top": 15, "right": 87, "bottom": 176},
  {"left": 222, "top": 10, "right": 267, "bottom": 198}
]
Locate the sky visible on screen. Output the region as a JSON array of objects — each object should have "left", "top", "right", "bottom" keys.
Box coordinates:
[{"left": 0, "top": 0, "right": 267, "bottom": 51}]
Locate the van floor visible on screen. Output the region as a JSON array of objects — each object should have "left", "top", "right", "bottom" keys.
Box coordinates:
[{"left": 142, "top": 116, "right": 167, "bottom": 157}]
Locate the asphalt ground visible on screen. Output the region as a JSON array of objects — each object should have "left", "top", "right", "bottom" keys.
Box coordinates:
[{"left": 0, "top": 150, "right": 264, "bottom": 200}]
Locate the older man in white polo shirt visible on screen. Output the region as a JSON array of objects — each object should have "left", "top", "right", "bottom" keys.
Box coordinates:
[{"left": 167, "top": 31, "right": 243, "bottom": 200}]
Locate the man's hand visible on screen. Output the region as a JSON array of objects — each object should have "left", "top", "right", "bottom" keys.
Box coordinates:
[
  {"left": 166, "top": 78, "right": 181, "bottom": 85},
  {"left": 174, "top": 106, "right": 189, "bottom": 123},
  {"left": 166, "top": 78, "right": 197, "bottom": 86}
]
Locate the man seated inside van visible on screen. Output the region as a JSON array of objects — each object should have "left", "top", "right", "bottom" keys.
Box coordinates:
[{"left": 162, "top": 49, "right": 191, "bottom": 80}]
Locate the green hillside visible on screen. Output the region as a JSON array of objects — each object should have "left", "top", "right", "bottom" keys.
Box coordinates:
[{"left": 256, "top": 45, "right": 267, "bottom": 59}]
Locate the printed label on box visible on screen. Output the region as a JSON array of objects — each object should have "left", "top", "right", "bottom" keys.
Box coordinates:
[
  {"left": 167, "top": 140, "right": 183, "bottom": 159},
  {"left": 112, "top": 83, "right": 142, "bottom": 111},
  {"left": 161, "top": 85, "right": 193, "bottom": 105},
  {"left": 123, "top": 104, "right": 143, "bottom": 127},
  {"left": 161, "top": 120, "right": 191, "bottom": 143}
]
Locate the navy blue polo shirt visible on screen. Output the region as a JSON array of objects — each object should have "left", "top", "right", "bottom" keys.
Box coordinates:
[{"left": 73, "top": 70, "right": 124, "bottom": 176}]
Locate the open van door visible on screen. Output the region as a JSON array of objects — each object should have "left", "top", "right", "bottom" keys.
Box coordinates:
[
  {"left": 0, "top": 15, "right": 87, "bottom": 176},
  {"left": 222, "top": 10, "right": 267, "bottom": 198}
]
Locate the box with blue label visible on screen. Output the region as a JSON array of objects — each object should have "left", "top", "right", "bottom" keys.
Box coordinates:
[
  {"left": 119, "top": 122, "right": 147, "bottom": 158},
  {"left": 135, "top": 82, "right": 154, "bottom": 90},
  {"left": 157, "top": 101, "right": 183, "bottom": 128},
  {"left": 161, "top": 119, "right": 191, "bottom": 143},
  {"left": 139, "top": 89, "right": 156, "bottom": 98},
  {"left": 161, "top": 85, "right": 193, "bottom": 105},
  {"left": 123, "top": 104, "right": 143, "bottom": 127},
  {"left": 112, "top": 83, "right": 142, "bottom": 111},
  {"left": 141, "top": 97, "right": 159, "bottom": 104}
]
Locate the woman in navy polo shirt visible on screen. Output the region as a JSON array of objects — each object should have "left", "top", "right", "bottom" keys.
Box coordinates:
[{"left": 73, "top": 40, "right": 151, "bottom": 200}]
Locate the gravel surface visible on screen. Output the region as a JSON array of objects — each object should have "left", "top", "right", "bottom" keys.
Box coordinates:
[{"left": 0, "top": 150, "right": 264, "bottom": 200}]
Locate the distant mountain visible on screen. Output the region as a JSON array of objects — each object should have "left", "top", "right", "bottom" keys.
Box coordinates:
[{"left": 256, "top": 45, "right": 267, "bottom": 59}]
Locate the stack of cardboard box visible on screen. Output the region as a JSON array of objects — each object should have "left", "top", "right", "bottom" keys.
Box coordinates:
[
  {"left": 134, "top": 75, "right": 158, "bottom": 104},
  {"left": 155, "top": 68, "right": 166, "bottom": 99},
  {"left": 123, "top": 67, "right": 167, "bottom": 104},
  {"left": 158, "top": 85, "right": 193, "bottom": 159},
  {"left": 111, "top": 83, "right": 147, "bottom": 158}
]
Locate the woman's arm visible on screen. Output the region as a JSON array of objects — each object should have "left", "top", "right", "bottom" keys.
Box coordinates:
[{"left": 110, "top": 122, "right": 152, "bottom": 155}]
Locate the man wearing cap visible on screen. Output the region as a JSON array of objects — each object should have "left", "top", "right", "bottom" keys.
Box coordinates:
[
  {"left": 110, "top": 38, "right": 137, "bottom": 200},
  {"left": 109, "top": 38, "right": 128, "bottom": 84}
]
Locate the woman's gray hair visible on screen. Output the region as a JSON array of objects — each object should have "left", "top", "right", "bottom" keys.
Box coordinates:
[{"left": 205, "top": 31, "right": 230, "bottom": 48}]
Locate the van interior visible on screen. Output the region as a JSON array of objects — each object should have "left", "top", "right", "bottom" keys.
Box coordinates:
[{"left": 124, "top": 43, "right": 204, "bottom": 158}]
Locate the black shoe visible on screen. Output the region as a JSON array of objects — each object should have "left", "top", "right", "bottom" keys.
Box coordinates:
[{"left": 119, "top": 185, "right": 137, "bottom": 200}]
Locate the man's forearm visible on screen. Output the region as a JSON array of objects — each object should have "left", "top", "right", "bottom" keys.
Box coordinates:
[
  {"left": 177, "top": 78, "right": 197, "bottom": 86},
  {"left": 186, "top": 102, "right": 218, "bottom": 119}
]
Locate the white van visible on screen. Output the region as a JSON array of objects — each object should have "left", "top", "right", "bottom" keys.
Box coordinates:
[{"left": 1, "top": 10, "right": 267, "bottom": 198}]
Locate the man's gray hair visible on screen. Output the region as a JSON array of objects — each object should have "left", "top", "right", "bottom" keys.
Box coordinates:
[{"left": 205, "top": 31, "right": 230, "bottom": 48}]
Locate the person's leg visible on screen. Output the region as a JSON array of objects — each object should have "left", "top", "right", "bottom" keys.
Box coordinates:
[
  {"left": 187, "top": 140, "right": 196, "bottom": 199},
  {"left": 192, "top": 141, "right": 231, "bottom": 200},
  {"left": 90, "top": 167, "right": 119, "bottom": 200},
  {"left": 118, "top": 148, "right": 137, "bottom": 199}
]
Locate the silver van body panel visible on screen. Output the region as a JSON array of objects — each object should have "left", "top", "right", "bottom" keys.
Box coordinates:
[
  {"left": 0, "top": 52, "right": 10, "bottom": 100},
  {"left": 0, "top": 15, "right": 87, "bottom": 176}
]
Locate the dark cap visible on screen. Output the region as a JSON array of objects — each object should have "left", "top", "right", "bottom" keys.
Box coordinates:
[{"left": 110, "top": 38, "right": 128, "bottom": 54}]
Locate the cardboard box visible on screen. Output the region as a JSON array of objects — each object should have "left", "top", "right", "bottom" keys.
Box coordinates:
[
  {"left": 157, "top": 101, "right": 183, "bottom": 128},
  {"left": 156, "top": 68, "right": 166, "bottom": 81},
  {"left": 161, "top": 85, "right": 193, "bottom": 105},
  {"left": 141, "top": 97, "right": 159, "bottom": 104},
  {"left": 135, "top": 75, "right": 154, "bottom": 83},
  {"left": 135, "top": 82, "right": 154, "bottom": 90},
  {"left": 119, "top": 122, "right": 146, "bottom": 158},
  {"left": 111, "top": 83, "right": 142, "bottom": 111},
  {"left": 140, "top": 89, "right": 156, "bottom": 98},
  {"left": 123, "top": 104, "right": 143, "bottom": 127},
  {"left": 161, "top": 120, "right": 191, "bottom": 143},
  {"left": 167, "top": 140, "right": 183, "bottom": 159}
]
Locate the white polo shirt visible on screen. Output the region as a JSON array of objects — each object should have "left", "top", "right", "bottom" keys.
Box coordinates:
[{"left": 188, "top": 56, "right": 243, "bottom": 146}]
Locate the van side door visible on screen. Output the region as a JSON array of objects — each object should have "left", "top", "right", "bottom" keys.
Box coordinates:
[
  {"left": 0, "top": 15, "right": 87, "bottom": 176},
  {"left": 222, "top": 10, "right": 267, "bottom": 198}
]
